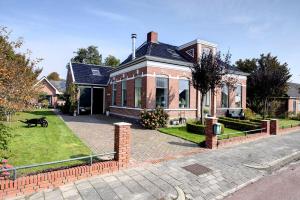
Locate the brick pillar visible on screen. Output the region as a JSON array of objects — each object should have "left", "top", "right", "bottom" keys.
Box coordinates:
[
  {"left": 114, "top": 122, "right": 131, "bottom": 168},
  {"left": 270, "top": 119, "right": 279, "bottom": 135},
  {"left": 261, "top": 120, "right": 270, "bottom": 135},
  {"left": 205, "top": 117, "right": 218, "bottom": 149}
]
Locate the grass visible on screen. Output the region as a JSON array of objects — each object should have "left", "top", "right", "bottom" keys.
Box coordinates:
[
  {"left": 278, "top": 119, "right": 300, "bottom": 128},
  {"left": 2, "top": 109, "right": 92, "bottom": 176},
  {"left": 158, "top": 126, "right": 244, "bottom": 144}
]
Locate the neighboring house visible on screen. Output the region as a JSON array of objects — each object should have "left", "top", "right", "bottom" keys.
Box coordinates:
[
  {"left": 67, "top": 31, "right": 248, "bottom": 120},
  {"left": 285, "top": 82, "right": 300, "bottom": 114},
  {"left": 36, "top": 76, "right": 66, "bottom": 108}
]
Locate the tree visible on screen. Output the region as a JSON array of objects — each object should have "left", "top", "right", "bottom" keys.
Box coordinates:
[
  {"left": 104, "top": 55, "right": 120, "bottom": 67},
  {"left": 236, "top": 53, "right": 291, "bottom": 118},
  {"left": 47, "top": 72, "right": 60, "bottom": 81},
  {"left": 190, "top": 51, "right": 232, "bottom": 124},
  {"left": 235, "top": 58, "right": 256, "bottom": 73},
  {"left": 0, "top": 27, "right": 42, "bottom": 121},
  {"left": 72, "top": 45, "right": 102, "bottom": 65}
]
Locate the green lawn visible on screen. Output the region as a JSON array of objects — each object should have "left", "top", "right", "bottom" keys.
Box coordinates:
[
  {"left": 278, "top": 119, "right": 300, "bottom": 128},
  {"left": 158, "top": 126, "right": 244, "bottom": 144},
  {"left": 3, "top": 109, "right": 92, "bottom": 175}
]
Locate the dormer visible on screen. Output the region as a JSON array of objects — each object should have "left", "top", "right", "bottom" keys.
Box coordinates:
[{"left": 178, "top": 39, "right": 217, "bottom": 63}]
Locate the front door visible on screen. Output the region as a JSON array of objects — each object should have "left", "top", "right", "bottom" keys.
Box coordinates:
[{"left": 93, "top": 88, "right": 104, "bottom": 114}]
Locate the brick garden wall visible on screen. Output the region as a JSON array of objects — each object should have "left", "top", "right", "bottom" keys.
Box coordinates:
[{"left": 0, "top": 123, "right": 132, "bottom": 199}]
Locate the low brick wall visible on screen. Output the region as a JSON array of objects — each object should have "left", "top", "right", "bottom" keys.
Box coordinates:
[
  {"left": 279, "top": 126, "right": 300, "bottom": 135},
  {"left": 0, "top": 161, "right": 118, "bottom": 199},
  {"left": 205, "top": 118, "right": 270, "bottom": 149},
  {"left": 0, "top": 122, "right": 132, "bottom": 199},
  {"left": 217, "top": 132, "right": 269, "bottom": 148}
]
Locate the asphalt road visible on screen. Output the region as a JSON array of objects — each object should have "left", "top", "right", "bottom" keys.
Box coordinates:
[{"left": 225, "top": 161, "right": 300, "bottom": 200}]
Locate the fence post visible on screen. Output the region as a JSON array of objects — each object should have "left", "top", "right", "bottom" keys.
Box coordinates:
[
  {"left": 205, "top": 117, "right": 218, "bottom": 149},
  {"left": 114, "top": 122, "right": 131, "bottom": 169},
  {"left": 270, "top": 119, "right": 279, "bottom": 135},
  {"left": 261, "top": 120, "right": 270, "bottom": 135}
]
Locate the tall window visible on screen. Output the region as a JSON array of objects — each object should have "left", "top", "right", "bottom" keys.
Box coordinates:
[
  {"left": 293, "top": 100, "right": 297, "bottom": 113},
  {"left": 179, "top": 79, "right": 189, "bottom": 108},
  {"left": 135, "top": 78, "right": 142, "bottom": 108},
  {"left": 112, "top": 82, "right": 117, "bottom": 105},
  {"left": 205, "top": 90, "right": 210, "bottom": 106},
  {"left": 221, "top": 84, "right": 229, "bottom": 108},
  {"left": 156, "top": 77, "right": 168, "bottom": 108},
  {"left": 235, "top": 85, "right": 242, "bottom": 108},
  {"left": 121, "top": 80, "right": 127, "bottom": 106}
]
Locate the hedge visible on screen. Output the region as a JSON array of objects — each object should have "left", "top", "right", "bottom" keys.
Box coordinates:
[
  {"left": 218, "top": 118, "right": 260, "bottom": 131},
  {"left": 219, "top": 117, "right": 261, "bottom": 126},
  {"left": 186, "top": 122, "right": 205, "bottom": 134}
]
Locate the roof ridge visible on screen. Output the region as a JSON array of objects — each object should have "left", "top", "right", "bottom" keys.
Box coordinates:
[{"left": 71, "top": 62, "right": 112, "bottom": 68}]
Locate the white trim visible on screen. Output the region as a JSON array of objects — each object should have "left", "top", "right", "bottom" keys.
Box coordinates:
[
  {"left": 110, "top": 60, "right": 191, "bottom": 78},
  {"left": 217, "top": 107, "right": 243, "bottom": 110},
  {"left": 69, "top": 62, "right": 75, "bottom": 82},
  {"left": 164, "top": 109, "right": 197, "bottom": 111},
  {"left": 178, "top": 39, "right": 218, "bottom": 50},
  {"left": 110, "top": 105, "right": 143, "bottom": 111},
  {"left": 110, "top": 61, "right": 147, "bottom": 77}
]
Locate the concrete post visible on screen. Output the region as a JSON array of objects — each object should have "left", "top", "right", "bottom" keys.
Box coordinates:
[
  {"left": 261, "top": 120, "right": 270, "bottom": 135},
  {"left": 270, "top": 119, "right": 279, "bottom": 135},
  {"left": 205, "top": 117, "right": 218, "bottom": 149},
  {"left": 114, "top": 122, "right": 131, "bottom": 168}
]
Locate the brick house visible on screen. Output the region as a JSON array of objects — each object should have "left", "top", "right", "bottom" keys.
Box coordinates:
[
  {"left": 36, "top": 76, "right": 66, "bottom": 108},
  {"left": 67, "top": 31, "right": 248, "bottom": 120},
  {"left": 274, "top": 82, "right": 300, "bottom": 116}
]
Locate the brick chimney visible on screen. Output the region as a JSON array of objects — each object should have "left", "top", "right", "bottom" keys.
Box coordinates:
[{"left": 147, "top": 31, "right": 158, "bottom": 43}]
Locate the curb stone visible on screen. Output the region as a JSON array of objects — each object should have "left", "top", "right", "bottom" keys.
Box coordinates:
[{"left": 243, "top": 151, "right": 300, "bottom": 173}]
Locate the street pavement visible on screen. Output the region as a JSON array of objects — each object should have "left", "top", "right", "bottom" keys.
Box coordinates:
[
  {"left": 9, "top": 131, "right": 300, "bottom": 200},
  {"left": 225, "top": 161, "right": 300, "bottom": 200}
]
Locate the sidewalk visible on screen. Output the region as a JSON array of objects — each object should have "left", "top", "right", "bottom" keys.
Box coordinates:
[{"left": 9, "top": 131, "right": 300, "bottom": 200}]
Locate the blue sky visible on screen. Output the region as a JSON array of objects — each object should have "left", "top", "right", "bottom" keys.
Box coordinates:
[{"left": 0, "top": 0, "right": 299, "bottom": 83}]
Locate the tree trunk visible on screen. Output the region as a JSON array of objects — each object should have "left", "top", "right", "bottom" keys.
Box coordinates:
[
  {"left": 200, "top": 94, "right": 205, "bottom": 125},
  {"left": 262, "top": 98, "right": 268, "bottom": 119}
]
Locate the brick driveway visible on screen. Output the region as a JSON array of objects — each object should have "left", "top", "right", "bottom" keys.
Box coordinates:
[{"left": 60, "top": 114, "right": 202, "bottom": 163}]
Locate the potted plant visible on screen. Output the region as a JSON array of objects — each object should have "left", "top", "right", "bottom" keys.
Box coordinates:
[
  {"left": 106, "top": 108, "right": 110, "bottom": 116},
  {"left": 180, "top": 98, "right": 186, "bottom": 108}
]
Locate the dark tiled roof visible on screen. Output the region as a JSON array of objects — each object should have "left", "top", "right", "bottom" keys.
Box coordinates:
[
  {"left": 71, "top": 63, "right": 111, "bottom": 85},
  {"left": 49, "top": 80, "right": 66, "bottom": 93},
  {"left": 287, "top": 82, "right": 300, "bottom": 97},
  {"left": 120, "top": 42, "right": 189, "bottom": 65}
]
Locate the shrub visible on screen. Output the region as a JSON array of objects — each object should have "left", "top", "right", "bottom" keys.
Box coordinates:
[
  {"left": 244, "top": 108, "right": 256, "bottom": 120},
  {"left": 219, "top": 117, "right": 261, "bottom": 126},
  {"left": 186, "top": 121, "right": 206, "bottom": 134},
  {"left": 218, "top": 118, "right": 260, "bottom": 131},
  {"left": 140, "top": 107, "right": 169, "bottom": 129},
  {"left": 0, "top": 124, "right": 12, "bottom": 159}
]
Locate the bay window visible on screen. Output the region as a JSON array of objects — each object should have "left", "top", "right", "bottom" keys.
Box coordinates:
[
  {"left": 235, "top": 85, "right": 242, "bottom": 108},
  {"left": 221, "top": 84, "right": 229, "bottom": 108},
  {"left": 112, "top": 82, "right": 117, "bottom": 105},
  {"left": 156, "top": 77, "right": 168, "bottom": 108},
  {"left": 135, "top": 78, "right": 142, "bottom": 108},
  {"left": 179, "top": 79, "right": 189, "bottom": 108},
  {"left": 121, "top": 80, "right": 127, "bottom": 106}
]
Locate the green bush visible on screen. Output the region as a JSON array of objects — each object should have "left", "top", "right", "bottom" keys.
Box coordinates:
[
  {"left": 0, "top": 123, "right": 12, "bottom": 159},
  {"left": 218, "top": 118, "right": 260, "bottom": 131},
  {"left": 219, "top": 117, "right": 261, "bottom": 126},
  {"left": 140, "top": 107, "right": 169, "bottom": 129},
  {"left": 244, "top": 108, "right": 256, "bottom": 120},
  {"left": 186, "top": 121, "right": 206, "bottom": 134}
]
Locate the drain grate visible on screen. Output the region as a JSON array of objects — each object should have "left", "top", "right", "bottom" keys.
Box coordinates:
[{"left": 182, "top": 163, "right": 212, "bottom": 176}]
